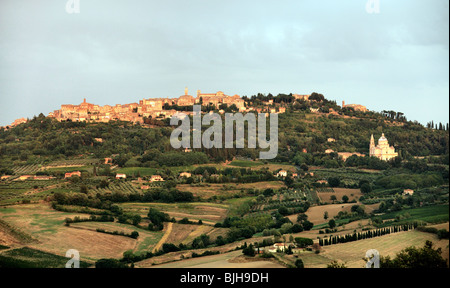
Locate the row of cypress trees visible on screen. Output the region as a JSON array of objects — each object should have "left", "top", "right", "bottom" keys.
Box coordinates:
[{"left": 319, "top": 223, "right": 418, "bottom": 246}]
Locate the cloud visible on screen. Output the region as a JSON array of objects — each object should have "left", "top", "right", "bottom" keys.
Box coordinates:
[{"left": 0, "top": 0, "right": 448, "bottom": 126}]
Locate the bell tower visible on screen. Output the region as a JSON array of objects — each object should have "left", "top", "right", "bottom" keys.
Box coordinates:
[{"left": 370, "top": 134, "right": 375, "bottom": 156}]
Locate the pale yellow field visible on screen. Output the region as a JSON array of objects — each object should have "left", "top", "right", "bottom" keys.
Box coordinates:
[
  {"left": 317, "top": 188, "right": 363, "bottom": 203},
  {"left": 300, "top": 203, "right": 356, "bottom": 225},
  {"left": 319, "top": 230, "right": 449, "bottom": 268},
  {"left": 0, "top": 203, "right": 164, "bottom": 261},
  {"left": 147, "top": 250, "right": 285, "bottom": 268}
]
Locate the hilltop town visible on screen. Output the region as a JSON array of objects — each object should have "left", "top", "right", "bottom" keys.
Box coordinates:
[
  {"left": 47, "top": 88, "right": 246, "bottom": 124},
  {"left": 3, "top": 90, "right": 368, "bottom": 128}
]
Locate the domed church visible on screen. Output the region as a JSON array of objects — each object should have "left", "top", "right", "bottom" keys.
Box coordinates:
[{"left": 369, "top": 133, "right": 398, "bottom": 161}]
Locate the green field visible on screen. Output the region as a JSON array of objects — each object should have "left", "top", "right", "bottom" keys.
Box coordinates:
[
  {"left": 116, "top": 167, "right": 158, "bottom": 177},
  {"left": 0, "top": 247, "right": 91, "bottom": 268},
  {"left": 229, "top": 160, "right": 264, "bottom": 168},
  {"left": 380, "top": 205, "right": 449, "bottom": 225},
  {"left": 45, "top": 166, "right": 91, "bottom": 173},
  {"left": 119, "top": 202, "right": 229, "bottom": 224}
]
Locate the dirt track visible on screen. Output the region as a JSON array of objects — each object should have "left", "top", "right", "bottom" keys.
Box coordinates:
[{"left": 152, "top": 222, "right": 173, "bottom": 253}]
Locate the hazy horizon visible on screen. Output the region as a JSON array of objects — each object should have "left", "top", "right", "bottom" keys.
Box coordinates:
[{"left": 1, "top": 0, "right": 448, "bottom": 126}]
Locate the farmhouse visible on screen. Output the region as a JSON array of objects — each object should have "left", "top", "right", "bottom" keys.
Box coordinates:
[
  {"left": 65, "top": 171, "right": 81, "bottom": 178},
  {"left": 150, "top": 175, "right": 164, "bottom": 182},
  {"left": 179, "top": 172, "right": 192, "bottom": 178},
  {"left": 277, "top": 170, "right": 288, "bottom": 178},
  {"left": 342, "top": 101, "right": 367, "bottom": 112},
  {"left": 268, "top": 243, "right": 286, "bottom": 253},
  {"left": 293, "top": 94, "right": 310, "bottom": 101},
  {"left": 403, "top": 189, "right": 414, "bottom": 196},
  {"left": 33, "top": 176, "right": 55, "bottom": 180},
  {"left": 115, "top": 174, "right": 127, "bottom": 179},
  {"left": 17, "top": 175, "right": 33, "bottom": 181},
  {"left": 104, "top": 158, "right": 113, "bottom": 165},
  {"left": 325, "top": 149, "right": 335, "bottom": 154}
]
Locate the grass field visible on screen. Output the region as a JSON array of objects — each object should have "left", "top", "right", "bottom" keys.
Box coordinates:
[
  {"left": 46, "top": 159, "right": 100, "bottom": 167},
  {"left": 317, "top": 188, "right": 363, "bottom": 203},
  {"left": 318, "top": 230, "right": 449, "bottom": 268},
  {"left": 70, "top": 221, "right": 164, "bottom": 255},
  {"left": 0, "top": 247, "right": 92, "bottom": 268},
  {"left": 379, "top": 205, "right": 449, "bottom": 225},
  {"left": 116, "top": 167, "right": 158, "bottom": 177},
  {"left": 177, "top": 181, "right": 286, "bottom": 199},
  {"left": 0, "top": 203, "right": 163, "bottom": 261},
  {"left": 148, "top": 250, "right": 284, "bottom": 268},
  {"left": 229, "top": 160, "right": 264, "bottom": 168},
  {"left": 300, "top": 203, "right": 357, "bottom": 226},
  {"left": 44, "top": 166, "right": 91, "bottom": 173},
  {"left": 0, "top": 180, "right": 64, "bottom": 205},
  {"left": 119, "top": 202, "right": 229, "bottom": 225},
  {"left": 191, "top": 160, "right": 296, "bottom": 172}
]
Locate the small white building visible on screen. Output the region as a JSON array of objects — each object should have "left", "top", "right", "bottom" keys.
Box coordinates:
[
  {"left": 115, "top": 173, "right": 127, "bottom": 179},
  {"left": 268, "top": 243, "right": 286, "bottom": 253},
  {"left": 150, "top": 175, "right": 164, "bottom": 182},
  {"left": 403, "top": 189, "right": 414, "bottom": 196},
  {"left": 277, "top": 170, "right": 288, "bottom": 178},
  {"left": 179, "top": 172, "right": 192, "bottom": 178}
]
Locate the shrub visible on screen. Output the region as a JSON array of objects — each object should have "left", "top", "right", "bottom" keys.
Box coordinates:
[
  {"left": 242, "top": 244, "right": 256, "bottom": 257},
  {"left": 437, "top": 229, "right": 449, "bottom": 239},
  {"left": 95, "top": 259, "right": 129, "bottom": 268},
  {"left": 294, "top": 237, "right": 313, "bottom": 248},
  {"left": 295, "top": 259, "right": 304, "bottom": 268}
]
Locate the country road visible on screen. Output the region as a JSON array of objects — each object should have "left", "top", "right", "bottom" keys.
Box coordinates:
[{"left": 152, "top": 222, "right": 173, "bottom": 253}]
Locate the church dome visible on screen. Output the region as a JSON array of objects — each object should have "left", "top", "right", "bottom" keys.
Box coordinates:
[{"left": 379, "top": 133, "right": 388, "bottom": 142}]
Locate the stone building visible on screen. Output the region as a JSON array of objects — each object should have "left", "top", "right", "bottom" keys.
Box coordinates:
[
  {"left": 48, "top": 88, "right": 246, "bottom": 124},
  {"left": 342, "top": 101, "right": 367, "bottom": 112},
  {"left": 370, "top": 133, "right": 398, "bottom": 161}
]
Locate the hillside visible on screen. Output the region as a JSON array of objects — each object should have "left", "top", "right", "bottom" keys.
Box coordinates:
[{"left": 0, "top": 94, "right": 448, "bottom": 268}]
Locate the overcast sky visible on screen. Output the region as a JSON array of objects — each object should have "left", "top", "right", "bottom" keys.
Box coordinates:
[{"left": 0, "top": 0, "right": 448, "bottom": 126}]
